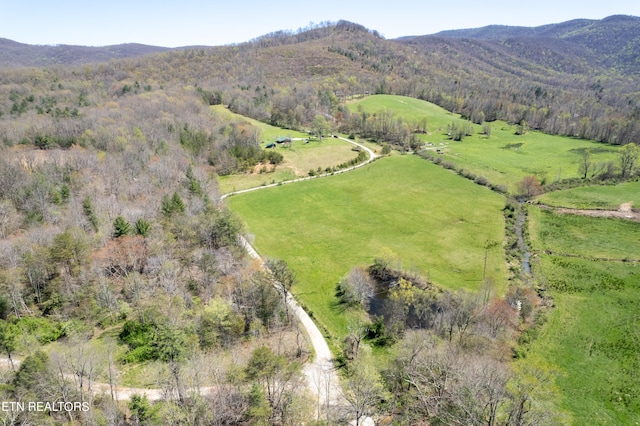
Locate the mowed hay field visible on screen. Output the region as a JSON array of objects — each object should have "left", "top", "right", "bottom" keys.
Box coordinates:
[
  {"left": 212, "top": 105, "right": 363, "bottom": 193},
  {"left": 348, "top": 95, "right": 621, "bottom": 190},
  {"left": 527, "top": 207, "right": 640, "bottom": 425},
  {"left": 227, "top": 155, "right": 507, "bottom": 340},
  {"left": 537, "top": 180, "right": 640, "bottom": 209},
  {"left": 211, "top": 105, "right": 309, "bottom": 141}
]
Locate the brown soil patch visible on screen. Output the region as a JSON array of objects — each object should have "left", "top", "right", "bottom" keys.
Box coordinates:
[
  {"left": 619, "top": 202, "right": 633, "bottom": 213},
  {"left": 548, "top": 201, "right": 639, "bottom": 221},
  {"left": 251, "top": 163, "right": 275, "bottom": 174}
]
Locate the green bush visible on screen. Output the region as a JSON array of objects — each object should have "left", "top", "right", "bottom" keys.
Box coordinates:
[
  {"left": 34, "top": 134, "right": 54, "bottom": 150},
  {"left": 119, "top": 319, "right": 192, "bottom": 363},
  {"left": 122, "top": 345, "right": 156, "bottom": 364},
  {"left": 134, "top": 218, "right": 151, "bottom": 237},
  {"left": 365, "top": 317, "right": 395, "bottom": 347},
  {"left": 119, "top": 320, "right": 155, "bottom": 363},
  {"left": 16, "top": 317, "right": 63, "bottom": 344}
]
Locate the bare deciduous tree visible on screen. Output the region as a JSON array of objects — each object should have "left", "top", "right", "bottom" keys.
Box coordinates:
[
  {"left": 620, "top": 143, "right": 639, "bottom": 178},
  {"left": 344, "top": 318, "right": 368, "bottom": 360},
  {"left": 342, "top": 355, "right": 384, "bottom": 426},
  {"left": 337, "top": 267, "right": 375, "bottom": 309}
]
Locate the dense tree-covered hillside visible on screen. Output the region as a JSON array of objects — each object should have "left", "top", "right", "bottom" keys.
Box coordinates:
[
  {"left": 0, "top": 16, "right": 639, "bottom": 424},
  {"left": 2, "top": 16, "right": 640, "bottom": 149}
]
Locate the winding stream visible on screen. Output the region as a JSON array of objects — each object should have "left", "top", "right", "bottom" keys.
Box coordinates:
[{"left": 515, "top": 200, "right": 531, "bottom": 275}]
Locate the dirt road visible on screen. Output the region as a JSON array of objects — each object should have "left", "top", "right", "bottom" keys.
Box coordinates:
[
  {"left": 225, "top": 136, "right": 377, "bottom": 421},
  {"left": 3, "top": 137, "right": 376, "bottom": 422},
  {"left": 539, "top": 201, "right": 639, "bottom": 221}
]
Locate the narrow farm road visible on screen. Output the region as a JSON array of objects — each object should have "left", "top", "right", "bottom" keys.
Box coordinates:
[
  {"left": 238, "top": 236, "right": 349, "bottom": 418},
  {"left": 223, "top": 136, "right": 377, "bottom": 422},
  {"left": 1, "top": 137, "right": 376, "bottom": 422},
  {"left": 0, "top": 357, "right": 189, "bottom": 402},
  {"left": 220, "top": 136, "right": 377, "bottom": 198}
]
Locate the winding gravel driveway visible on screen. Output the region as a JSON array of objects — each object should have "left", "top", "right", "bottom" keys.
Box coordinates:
[
  {"left": 220, "top": 136, "right": 377, "bottom": 198},
  {"left": 221, "top": 136, "right": 377, "bottom": 419},
  {"left": 2, "top": 136, "right": 377, "bottom": 422}
]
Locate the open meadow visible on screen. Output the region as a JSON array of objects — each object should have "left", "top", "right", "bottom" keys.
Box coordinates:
[
  {"left": 531, "top": 208, "right": 640, "bottom": 260},
  {"left": 348, "top": 95, "right": 622, "bottom": 191},
  {"left": 346, "top": 94, "right": 459, "bottom": 132},
  {"left": 227, "top": 155, "right": 507, "bottom": 341},
  {"left": 211, "top": 106, "right": 364, "bottom": 193},
  {"left": 224, "top": 97, "right": 639, "bottom": 422},
  {"left": 537, "top": 180, "right": 640, "bottom": 209},
  {"left": 527, "top": 207, "right": 640, "bottom": 425}
]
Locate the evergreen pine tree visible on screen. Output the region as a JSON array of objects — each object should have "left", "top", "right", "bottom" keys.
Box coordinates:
[
  {"left": 113, "top": 216, "right": 132, "bottom": 238},
  {"left": 82, "top": 196, "right": 99, "bottom": 231},
  {"left": 171, "top": 192, "right": 185, "bottom": 213},
  {"left": 134, "top": 218, "right": 151, "bottom": 237}
]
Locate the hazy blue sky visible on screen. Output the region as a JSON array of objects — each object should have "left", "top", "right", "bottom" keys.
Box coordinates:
[{"left": 2, "top": 1, "right": 639, "bottom": 47}]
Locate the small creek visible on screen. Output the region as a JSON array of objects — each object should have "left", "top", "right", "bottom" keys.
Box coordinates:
[
  {"left": 515, "top": 200, "right": 531, "bottom": 275},
  {"left": 368, "top": 201, "right": 533, "bottom": 321}
]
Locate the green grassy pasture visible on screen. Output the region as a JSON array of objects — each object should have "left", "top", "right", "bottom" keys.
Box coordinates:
[
  {"left": 218, "top": 137, "right": 359, "bottom": 193},
  {"left": 211, "top": 105, "right": 308, "bottom": 141},
  {"left": 537, "top": 180, "right": 640, "bottom": 209},
  {"left": 443, "top": 129, "right": 619, "bottom": 190},
  {"left": 227, "top": 155, "right": 506, "bottom": 341},
  {"left": 346, "top": 94, "right": 458, "bottom": 132},
  {"left": 347, "top": 95, "right": 621, "bottom": 190},
  {"left": 530, "top": 208, "right": 640, "bottom": 260},
  {"left": 527, "top": 207, "right": 640, "bottom": 424},
  {"left": 212, "top": 106, "right": 363, "bottom": 193}
]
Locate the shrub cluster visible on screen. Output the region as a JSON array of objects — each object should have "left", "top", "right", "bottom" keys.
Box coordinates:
[
  {"left": 308, "top": 150, "right": 368, "bottom": 176},
  {"left": 416, "top": 150, "right": 507, "bottom": 194}
]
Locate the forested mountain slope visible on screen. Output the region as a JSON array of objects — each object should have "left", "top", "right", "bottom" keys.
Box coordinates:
[
  {"left": 426, "top": 14, "right": 640, "bottom": 74},
  {"left": 0, "top": 16, "right": 639, "bottom": 424},
  {"left": 2, "top": 16, "right": 640, "bottom": 146}
]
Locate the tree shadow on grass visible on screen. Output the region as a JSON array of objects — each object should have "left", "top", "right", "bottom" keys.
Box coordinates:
[{"left": 329, "top": 297, "right": 349, "bottom": 315}]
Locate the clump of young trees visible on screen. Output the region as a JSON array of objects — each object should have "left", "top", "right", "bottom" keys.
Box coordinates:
[
  {"left": 337, "top": 107, "right": 425, "bottom": 151},
  {"left": 447, "top": 119, "right": 474, "bottom": 141},
  {"left": 334, "top": 248, "right": 562, "bottom": 424}
]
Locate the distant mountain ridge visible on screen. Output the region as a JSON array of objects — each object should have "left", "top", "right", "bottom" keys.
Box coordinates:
[
  {"left": 399, "top": 14, "right": 640, "bottom": 74},
  {"left": 0, "top": 38, "right": 172, "bottom": 67},
  {"left": 2, "top": 15, "right": 639, "bottom": 71},
  {"left": 429, "top": 14, "right": 639, "bottom": 40}
]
